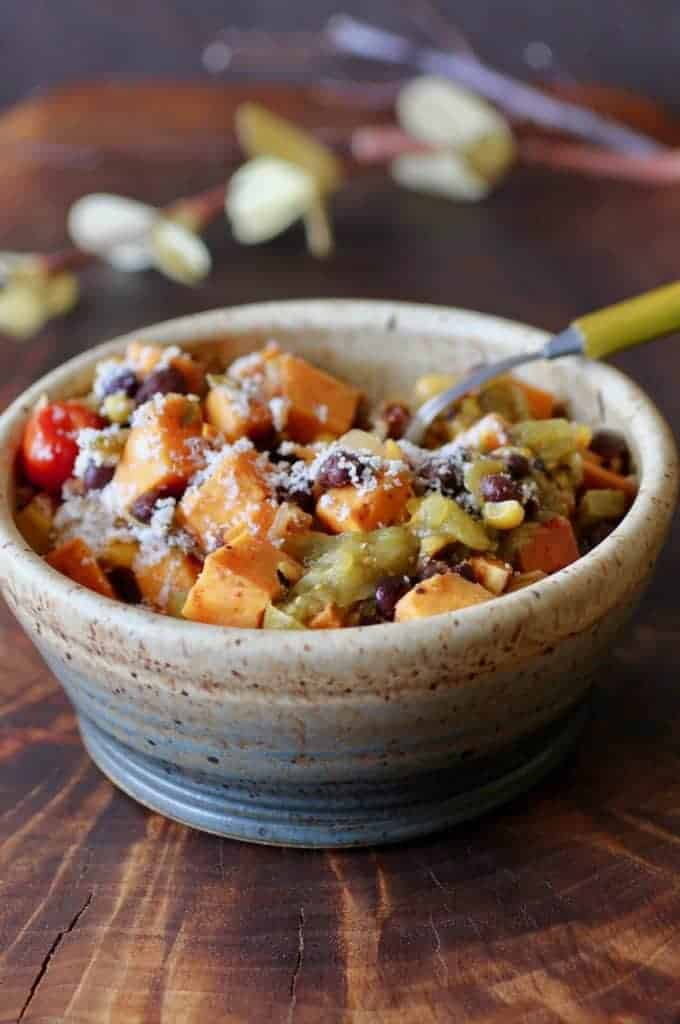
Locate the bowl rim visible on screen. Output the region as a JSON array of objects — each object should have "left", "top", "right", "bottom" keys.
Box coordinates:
[{"left": 0, "top": 298, "right": 676, "bottom": 665}]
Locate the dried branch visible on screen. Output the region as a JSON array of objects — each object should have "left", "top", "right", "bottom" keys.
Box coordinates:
[
  {"left": 326, "top": 15, "right": 666, "bottom": 156},
  {"left": 520, "top": 137, "right": 680, "bottom": 185}
]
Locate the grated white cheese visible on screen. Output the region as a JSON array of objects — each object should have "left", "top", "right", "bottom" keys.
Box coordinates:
[
  {"left": 73, "top": 425, "right": 124, "bottom": 479},
  {"left": 93, "top": 359, "right": 130, "bottom": 400},
  {"left": 269, "top": 396, "right": 290, "bottom": 432}
]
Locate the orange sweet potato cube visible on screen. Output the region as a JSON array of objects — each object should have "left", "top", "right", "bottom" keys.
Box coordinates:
[
  {"left": 515, "top": 516, "right": 579, "bottom": 575},
  {"left": 134, "top": 549, "right": 201, "bottom": 616},
  {"left": 126, "top": 341, "right": 205, "bottom": 393},
  {"left": 309, "top": 603, "right": 345, "bottom": 629},
  {"left": 394, "top": 572, "right": 491, "bottom": 622},
  {"left": 275, "top": 353, "right": 360, "bottom": 443},
  {"left": 182, "top": 532, "right": 302, "bottom": 628},
  {"left": 178, "top": 447, "right": 275, "bottom": 552},
  {"left": 113, "top": 394, "right": 204, "bottom": 509},
  {"left": 204, "top": 385, "right": 273, "bottom": 444},
  {"left": 315, "top": 471, "right": 413, "bottom": 533},
  {"left": 46, "top": 538, "right": 115, "bottom": 599},
  {"left": 456, "top": 413, "right": 510, "bottom": 453},
  {"left": 513, "top": 378, "right": 555, "bottom": 420}
]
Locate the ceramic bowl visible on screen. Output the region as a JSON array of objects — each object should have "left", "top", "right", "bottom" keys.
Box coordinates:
[{"left": 0, "top": 301, "right": 676, "bottom": 847}]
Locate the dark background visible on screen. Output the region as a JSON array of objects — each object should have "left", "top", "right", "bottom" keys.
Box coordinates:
[{"left": 2, "top": 0, "right": 679, "bottom": 110}]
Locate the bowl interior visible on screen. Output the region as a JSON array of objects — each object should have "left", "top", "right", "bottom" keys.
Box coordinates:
[
  {"left": 28, "top": 300, "right": 639, "bottom": 460},
  {"left": 0, "top": 299, "right": 675, "bottom": 673}
]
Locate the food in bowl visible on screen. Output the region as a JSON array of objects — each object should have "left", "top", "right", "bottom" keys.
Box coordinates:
[{"left": 15, "top": 338, "right": 637, "bottom": 629}]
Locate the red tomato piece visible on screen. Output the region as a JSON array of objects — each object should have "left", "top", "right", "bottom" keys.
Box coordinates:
[{"left": 20, "top": 400, "right": 103, "bottom": 492}]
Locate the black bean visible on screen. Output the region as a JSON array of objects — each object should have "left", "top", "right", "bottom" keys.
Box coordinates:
[
  {"left": 523, "top": 496, "right": 540, "bottom": 520},
  {"left": 316, "top": 451, "right": 363, "bottom": 490},
  {"left": 102, "top": 368, "right": 139, "bottom": 399},
  {"left": 504, "top": 452, "right": 530, "bottom": 479},
  {"left": 420, "top": 457, "right": 463, "bottom": 497},
  {"left": 417, "top": 560, "right": 452, "bottom": 581},
  {"left": 480, "top": 473, "right": 520, "bottom": 503},
  {"left": 277, "top": 485, "right": 315, "bottom": 514},
  {"left": 83, "top": 462, "right": 115, "bottom": 491},
  {"left": 382, "top": 402, "right": 411, "bottom": 440},
  {"left": 590, "top": 429, "right": 631, "bottom": 475},
  {"left": 270, "top": 449, "right": 297, "bottom": 466},
  {"left": 452, "top": 561, "right": 477, "bottom": 583},
  {"left": 130, "top": 482, "right": 183, "bottom": 523},
  {"left": 375, "top": 575, "right": 411, "bottom": 621},
  {"left": 135, "top": 366, "right": 188, "bottom": 405},
  {"left": 252, "top": 426, "right": 279, "bottom": 452},
  {"left": 108, "top": 567, "right": 142, "bottom": 604}
]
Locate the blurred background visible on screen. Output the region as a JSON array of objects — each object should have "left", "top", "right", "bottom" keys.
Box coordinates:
[
  {"left": 0, "top": 0, "right": 679, "bottom": 433},
  {"left": 1, "top": 1, "right": 678, "bottom": 107}
]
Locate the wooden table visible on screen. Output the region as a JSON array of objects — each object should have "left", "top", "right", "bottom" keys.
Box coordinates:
[{"left": 0, "top": 72, "right": 679, "bottom": 1022}]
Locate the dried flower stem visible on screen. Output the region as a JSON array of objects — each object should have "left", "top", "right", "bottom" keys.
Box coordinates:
[
  {"left": 521, "top": 136, "right": 680, "bottom": 185},
  {"left": 165, "top": 182, "right": 228, "bottom": 229},
  {"left": 326, "top": 15, "right": 666, "bottom": 156},
  {"left": 37, "top": 247, "right": 96, "bottom": 276}
]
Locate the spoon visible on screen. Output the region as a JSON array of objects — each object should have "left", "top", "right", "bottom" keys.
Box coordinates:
[{"left": 405, "top": 281, "right": 680, "bottom": 444}]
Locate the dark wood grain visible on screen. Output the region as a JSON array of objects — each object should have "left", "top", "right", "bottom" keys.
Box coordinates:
[{"left": 0, "top": 69, "right": 679, "bottom": 1024}]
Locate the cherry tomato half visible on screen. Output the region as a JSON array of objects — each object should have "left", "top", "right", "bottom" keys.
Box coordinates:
[{"left": 20, "top": 400, "right": 103, "bottom": 492}]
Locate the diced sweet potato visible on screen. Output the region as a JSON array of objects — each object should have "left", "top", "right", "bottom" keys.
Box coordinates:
[
  {"left": 267, "top": 502, "right": 313, "bottom": 547},
  {"left": 274, "top": 353, "right": 361, "bottom": 443},
  {"left": 456, "top": 413, "right": 510, "bottom": 453},
  {"left": 513, "top": 379, "right": 555, "bottom": 419},
  {"left": 182, "top": 532, "right": 302, "bottom": 628},
  {"left": 582, "top": 456, "right": 637, "bottom": 498},
  {"left": 515, "top": 516, "right": 579, "bottom": 575},
  {"left": 469, "top": 555, "right": 512, "bottom": 595},
  {"left": 506, "top": 569, "right": 547, "bottom": 592},
  {"left": 178, "top": 447, "right": 275, "bottom": 552},
  {"left": 316, "top": 471, "right": 413, "bottom": 534},
  {"left": 100, "top": 538, "right": 139, "bottom": 570},
  {"left": 16, "top": 492, "right": 57, "bottom": 554},
  {"left": 126, "top": 341, "right": 205, "bottom": 393},
  {"left": 395, "top": 572, "right": 492, "bottom": 622},
  {"left": 204, "top": 385, "right": 273, "bottom": 444},
  {"left": 46, "top": 538, "right": 115, "bottom": 598},
  {"left": 309, "top": 603, "right": 345, "bottom": 629},
  {"left": 228, "top": 342, "right": 281, "bottom": 382},
  {"left": 134, "top": 549, "right": 201, "bottom": 616},
  {"left": 113, "top": 394, "right": 204, "bottom": 509}
]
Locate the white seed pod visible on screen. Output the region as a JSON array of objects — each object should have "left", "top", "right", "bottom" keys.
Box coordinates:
[
  {"left": 397, "top": 76, "right": 512, "bottom": 149},
  {"left": 395, "top": 76, "right": 515, "bottom": 199},
  {"left": 67, "top": 193, "right": 156, "bottom": 270},
  {"left": 45, "top": 272, "right": 80, "bottom": 317},
  {"left": 149, "top": 218, "right": 212, "bottom": 286},
  {"left": 0, "top": 281, "right": 47, "bottom": 339},
  {"left": 391, "top": 150, "right": 492, "bottom": 201},
  {"left": 226, "top": 157, "right": 317, "bottom": 244}
]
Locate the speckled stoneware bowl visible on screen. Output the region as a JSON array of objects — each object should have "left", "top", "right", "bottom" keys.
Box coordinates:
[{"left": 0, "top": 301, "right": 676, "bottom": 847}]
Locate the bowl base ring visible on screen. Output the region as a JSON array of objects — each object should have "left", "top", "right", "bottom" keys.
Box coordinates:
[{"left": 77, "top": 702, "right": 589, "bottom": 848}]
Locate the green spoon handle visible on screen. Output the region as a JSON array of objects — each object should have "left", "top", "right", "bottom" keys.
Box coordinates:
[{"left": 573, "top": 281, "right": 680, "bottom": 360}]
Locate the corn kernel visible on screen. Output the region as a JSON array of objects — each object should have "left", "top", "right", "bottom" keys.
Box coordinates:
[
  {"left": 415, "top": 373, "right": 456, "bottom": 403},
  {"left": 483, "top": 499, "right": 525, "bottom": 530},
  {"left": 383, "top": 439, "right": 405, "bottom": 461},
  {"left": 575, "top": 424, "right": 593, "bottom": 449},
  {"left": 102, "top": 392, "right": 135, "bottom": 424}
]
